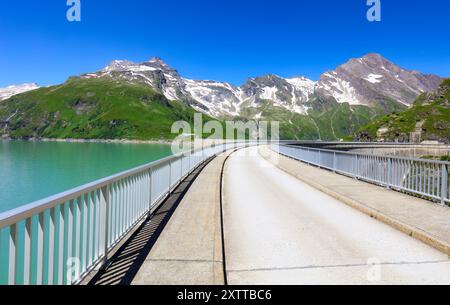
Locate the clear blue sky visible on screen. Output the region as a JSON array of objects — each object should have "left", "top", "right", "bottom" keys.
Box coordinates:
[{"left": 0, "top": 0, "right": 449, "bottom": 87}]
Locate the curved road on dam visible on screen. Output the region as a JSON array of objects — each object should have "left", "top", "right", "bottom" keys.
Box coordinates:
[{"left": 222, "top": 147, "right": 450, "bottom": 285}]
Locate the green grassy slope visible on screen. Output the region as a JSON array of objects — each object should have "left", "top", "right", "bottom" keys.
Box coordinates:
[
  {"left": 0, "top": 78, "right": 207, "bottom": 140},
  {"left": 238, "top": 99, "right": 397, "bottom": 141},
  {"left": 355, "top": 79, "right": 450, "bottom": 143}
]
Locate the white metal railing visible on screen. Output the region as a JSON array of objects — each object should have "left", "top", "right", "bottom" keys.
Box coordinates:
[
  {"left": 0, "top": 141, "right": 253, "bottom": 285},
  {"left": 275, "top": 144, "right": 450, "bottom": 206}
]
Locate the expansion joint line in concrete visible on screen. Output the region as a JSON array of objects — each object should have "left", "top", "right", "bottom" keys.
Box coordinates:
[
  {"left": 227, "top": 259, "right": 450, "bottom": 274},
  {"left": 219, "top": 154, "right": 231, "bottom": 285},
  {"left": 219, "top": 147, "right": 246, "bottom": 285}
]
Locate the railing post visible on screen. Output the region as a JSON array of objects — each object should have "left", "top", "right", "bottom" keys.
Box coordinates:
[
  {"left": 202, "top": 140, "right": 205, "bottom": 160},
  {"left": 350, "top": 154, "right": 354, "bottom": 176},
  {"left": 387, "top": 158, "right": 392, "bottom": 190},
  {"left": 37, "top": 212, "right": 45, "bottom": 285},
  {"left": 168, "top": 160, "right": 172, "bottom": 196},
  {"left": 148, "top": 168, "right": 153, "bottom": 216},
  {"left": 318, "top": 150, "right": 321, "bottom": 168},
  {"left": 441, "top": 163, "right": 448, "bottom": 206},
  {"left": 8, "top": 223, "right": 18, "bottom": 285},
  {"left": 101, "top": 185, "right": 110, "bottom": 268},
  {"left": 48, "top": 207, "right": 57, "bottom": 285},
  {"left": 333, "top": 152, "right": 337, "bottom": 173},
  {"left": 23, "top": 218, "right": 32, "bottom": 285},
  {"left": 189, "top": 151, "right": 192, "bottom": 172},
  {"left": 180, "top": 155, "right": 183, "bottom": 183},
  {"left": 57, "top": 204, "right": 66, "bottom": 285}
]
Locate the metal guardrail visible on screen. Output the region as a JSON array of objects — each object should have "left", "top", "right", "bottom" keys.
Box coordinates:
[
  {"left": 0, "top": 141, "right": 253, "bottom": 285},
  {"left": 280, "top": 141, "right": 450, "bottom": 148},
  {"left": 275, "top": 144, "right": 450, "bottom": 206}
]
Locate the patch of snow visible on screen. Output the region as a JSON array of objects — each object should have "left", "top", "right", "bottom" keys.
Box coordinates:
[
  {"left": 129, "top": 65, "right": 157, "bottom": 73},
  {"left": 365, "top": 74, "right": 383, "bottom": 84},
  {"left": 163, "top": 87, "right": 179, "bottom": 101},
  {"left": 183, "top": 78, "right": 243, "bottom": 117},
  {"left": 291, "top": 104, "right": 311, "bottom": 115},
  {"left": 286, "top": 77, "right": 316, "bottom": 100},
  {"left": 395, "top": 75, "right": 405, "bottom": 84},
  {"left": 319, "top": 76, "right": 360, "bottom": 105},
  {"left": 260, "top": 86, "right": 279, "bottom": 101},
  {"left": 286, "top": 77, "right": 316, "bottom": 89}
]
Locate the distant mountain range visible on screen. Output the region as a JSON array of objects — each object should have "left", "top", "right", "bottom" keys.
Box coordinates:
[
  {"left": 79, "top": 54, "right": 442, "bottom": 118},
  {"left": 0, "top": 54, "right": 445, "bottom": 141},
  {"left": 0, "top": 83, "right": 39, "bottom": 101}
]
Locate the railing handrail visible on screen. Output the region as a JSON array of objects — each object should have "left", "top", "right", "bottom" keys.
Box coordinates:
[
  {"left": 0, "top": 153, "right": 186, "bottom": 228},
  {"left": 275, "top": 144, "right": 449, "bottom": 206},
  {"left": 0, "top": 141, "right": 249, "bottom": 228},
  {"left": 281, "top": 144, "right": 450, "bottom": 166},
  {"left": 280, "top": 141, "right": 450, "bottom": 147}
]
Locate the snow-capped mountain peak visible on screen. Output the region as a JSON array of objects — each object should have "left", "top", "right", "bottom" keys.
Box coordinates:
[
  {"left": 81, "top": 58, "right": 317, "bottom": 117},
  {"left": 103, "top": 60, "right": 136, "bottom": 72},
  {"left": 78, "top": 54, "right": 442, "bottom": 118},
  {"left": 316, "top": 53, "right": 442, "bottom": 106},
  {"left": 183, "top": 78, "right": 244, "bottom": 117},
  {"left": 147, "top": 57, "right": 171, "bottom": 68},
  {"left": 81, "top": 57, "right": 188, "bottom": 101},
  {"left": 239, "top": 74, "right": 316, "bottom": 115},
  {"left": 0, "top": 83, "right": 40, "bottom": 101}
]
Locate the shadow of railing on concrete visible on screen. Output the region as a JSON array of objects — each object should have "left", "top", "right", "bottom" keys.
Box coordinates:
[{"left": 87, "top": 158, "right": 213, "bottom": 285}]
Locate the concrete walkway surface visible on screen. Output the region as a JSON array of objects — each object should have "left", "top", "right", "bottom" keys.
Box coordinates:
[
  {"left": 260, "top": 146, "right": 450, "bottom": 255},
  {"left": 131, "top": 151, "right": 233, "bottom": 285},
  {"left": 223, "top": 147, "right": 450, "bottom": 285}
]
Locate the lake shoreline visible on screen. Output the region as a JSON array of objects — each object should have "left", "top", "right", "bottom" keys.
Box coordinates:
[{"left": 0, "top": 137, "right": 173, "bottom": 145}]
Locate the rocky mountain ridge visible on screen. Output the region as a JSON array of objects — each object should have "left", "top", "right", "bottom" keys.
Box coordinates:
[{"left": 79, "top": 54, "right": 443, "bottom": 118}]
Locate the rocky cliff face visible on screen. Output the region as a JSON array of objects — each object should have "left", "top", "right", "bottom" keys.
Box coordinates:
[{"left": 316, "top": 53, "right": 443, "bottom": 108}]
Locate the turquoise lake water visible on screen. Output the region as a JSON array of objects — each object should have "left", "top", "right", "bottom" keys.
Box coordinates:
[
  {"left": 0, "top": 141, "right": 172, "bottom": 213},
  {"left": 0, "top": 141, "right": 173, "bottom": 284}
]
